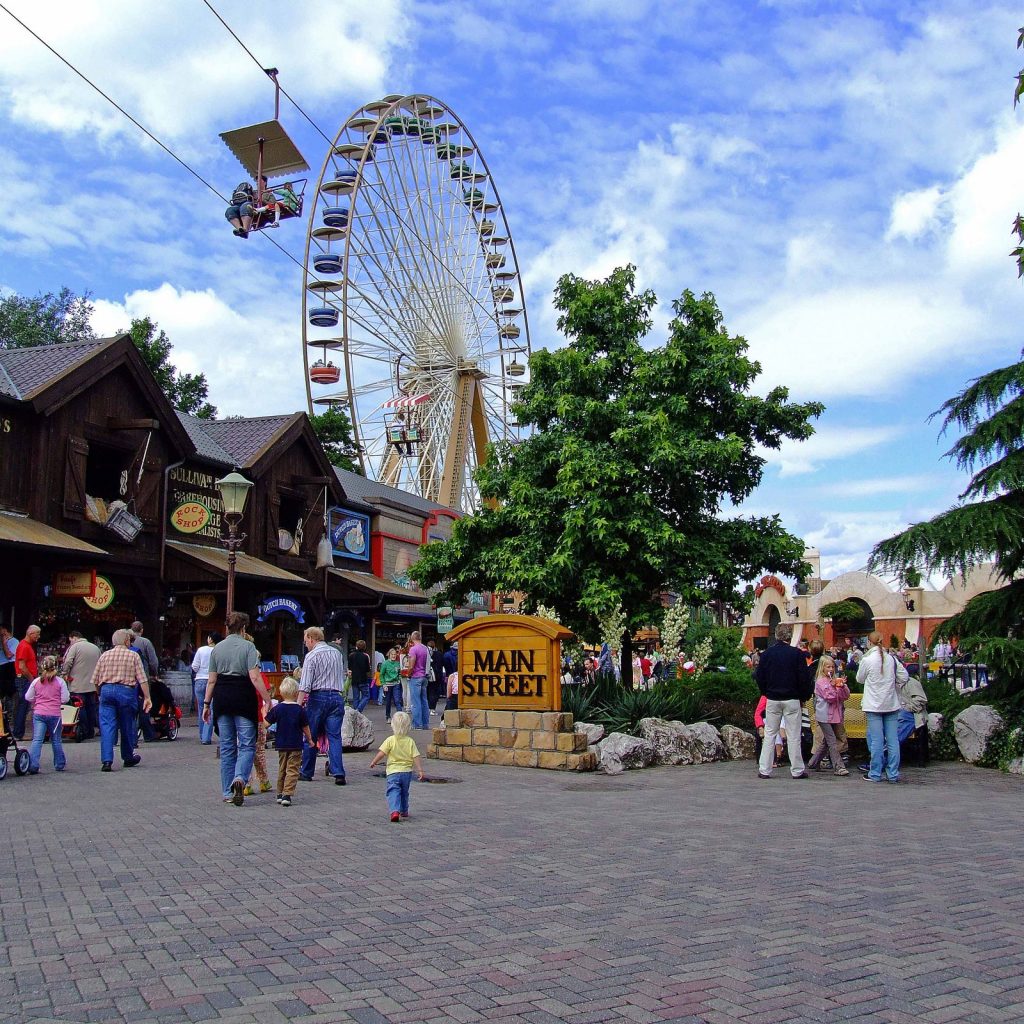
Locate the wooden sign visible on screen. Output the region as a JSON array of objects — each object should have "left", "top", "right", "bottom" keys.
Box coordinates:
[
  {"left": 83, "top": 575, "right": 114, "bottom": 610},
  {"left": 447, "top": 614, "right": 574, "bottom": 712},
  {"left": 192, "top": 594, "right": 217, "bottom": 618},
  {"left": 53, "top": 569, "right": 96, "bottom": 598}
]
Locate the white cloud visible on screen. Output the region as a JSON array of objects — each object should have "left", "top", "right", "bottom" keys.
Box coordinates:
[
  {"left": 886, "top": 186, "right": 944, "bottom": 242},
  {"left": 0, "top": 0, "right": 407, "bottom": 143},
  {"left": 760, "top": 425, "right": 899, "bottom": 477}
]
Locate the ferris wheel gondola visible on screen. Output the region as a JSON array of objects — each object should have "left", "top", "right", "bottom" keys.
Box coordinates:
[{"left": 301, "top": 93, "right": 532, "bottom": 513}]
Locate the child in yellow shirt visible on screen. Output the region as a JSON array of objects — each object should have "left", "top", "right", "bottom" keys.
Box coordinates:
[{"left": 368, "top": 711, "right": 424, "bottom": 822}]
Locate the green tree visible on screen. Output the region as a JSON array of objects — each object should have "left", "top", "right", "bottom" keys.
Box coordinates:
[
  {"left": 309, "top": 406, "right": 360, "bottom": 473},
  {"left": 410, "top": 265, "right": 824, "bottom": 678},
  {"left": 127, "top": 317, "right": 216, "bottom": 418},
  {"left": 0, "top": 288, "right": 95, "bottom": 348},
  {"left": 869, "top": 358, "right": 1024, "bottom": 696}
]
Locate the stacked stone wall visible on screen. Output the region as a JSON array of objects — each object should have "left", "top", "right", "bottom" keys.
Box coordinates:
[{"left": 428, "top": 709, "right": 597, "bottom": 771}]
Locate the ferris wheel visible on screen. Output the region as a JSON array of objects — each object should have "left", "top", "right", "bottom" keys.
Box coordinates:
[{"left": 301, "top": 93, "right": 531, "bottom": 513}]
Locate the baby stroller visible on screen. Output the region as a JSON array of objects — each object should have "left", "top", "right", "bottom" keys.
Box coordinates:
[
  {"left": 0, "top": 701, "right": 31, "bottom": 779},
  {"left": 61, "top": 693, "right": 88, "bottom": 743},
  {"left": 137, "top": 677, "right": 181, "bottom": 741}
]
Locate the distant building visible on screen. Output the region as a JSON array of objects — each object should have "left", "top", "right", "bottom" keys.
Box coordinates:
[{"left": 742, "top": 548, "right": 1000, "bottom": 651}]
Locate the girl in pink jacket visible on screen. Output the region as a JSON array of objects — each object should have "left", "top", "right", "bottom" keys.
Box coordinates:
[
  {"left": 806, "top": 655, "right": 850, "bottom": 776},
  {"left": 26, "top": 655, "right": 69, "bottom": 774}
]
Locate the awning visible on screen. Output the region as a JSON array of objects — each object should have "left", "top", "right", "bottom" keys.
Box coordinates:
[
  {"left": 0, "top": 512, "right": 107, "bottom": 555},
  {"left": 327, "top": 567, "right": 430, "bottom": 603},
  {"left": 167, "top": 541, "right": 308, "bottom": 584},
  {"left": 382, "top": 393, "right": 431, "bottom": 409}
]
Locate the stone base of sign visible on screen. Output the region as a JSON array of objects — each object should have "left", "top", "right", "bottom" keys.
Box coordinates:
[{"left": 427, "top": 709, "right": 597, "bottom": 772}]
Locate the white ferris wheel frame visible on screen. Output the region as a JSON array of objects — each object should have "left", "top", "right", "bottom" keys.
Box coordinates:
[{"left": 301, "top": 93, "right": 531, "bottom": 512}]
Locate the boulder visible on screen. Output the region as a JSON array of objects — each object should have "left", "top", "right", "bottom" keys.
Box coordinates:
[
  {"left": 953, "top": 705, "right": 1004, "bottom": 763},
  {"left": 596, "top": 732, "right": 656, "bottom": 773},
  {"left": 575, "top": 721, "right": 605, "bottom": 746},
  {"left": 1007, "top": 757, "right": 1024, "bottom": 776},
  {"left": 342, "top": 708, "right": 374, "bottom": 751},
  {"left": 686, "top": 721, "right": 727, "bottom": 763},
  {"left": 926, "top": 712, "right": 945, "bottom": 735},
  {"left": 720, "top": 724, "right": 757, "bottom": 760},
  {"left": 638, "top": 717, "right": 697, "bottom": 765}
]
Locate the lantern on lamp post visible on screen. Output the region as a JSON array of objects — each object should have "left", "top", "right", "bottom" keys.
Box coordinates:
[{"left": 215, "top": 470, "right": 253, "bottom": 621}]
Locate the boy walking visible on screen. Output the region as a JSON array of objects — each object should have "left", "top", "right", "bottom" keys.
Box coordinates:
[{"left": 265, "top": 678, "right": 313, "bottom": 806}]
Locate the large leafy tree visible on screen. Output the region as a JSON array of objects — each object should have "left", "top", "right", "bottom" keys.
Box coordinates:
[
  {"left": 0, "top": 288, "right": 94, "bottom": 348},
  {"left": 127, "top": 317, "right": 216, "bottom": 418},
  {"left": 309, "top": 406, "right": 360, "bottom": 473},
  {"left": 410, "top": 266, "right": 824, "bottom": 674}
]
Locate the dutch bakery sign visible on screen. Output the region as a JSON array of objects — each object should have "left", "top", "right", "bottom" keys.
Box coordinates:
[
  {"left": 449, "top": 614, "right": 574, "bottom": 712},
  {"left": 168, "top": 465, "right": 225, "bottom": 539}
]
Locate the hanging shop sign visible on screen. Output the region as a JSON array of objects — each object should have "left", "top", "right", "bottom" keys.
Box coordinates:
[
  {"left": 328, "top": 507, "right": 370, "bottom": 561},
  {"left": 192, "top": 594, "right": 217, "bottom": 618},
  {"left": 53, "top": 569, "right": 97, "bottom": 598},
  {"left": 83, "top": 575, "right": 114, "bottom": 611},
  {"left": 168, "top": 465, "right": 224, "bottom": 540},
  {"left": 436, "top": 605, "right": 454, "bottom": 633},
  {"left": 257, "top": 596, "right": 306, "bottom": 623},
  {"left": 449, "top": 614, "right": 574, "bottom": 712}
]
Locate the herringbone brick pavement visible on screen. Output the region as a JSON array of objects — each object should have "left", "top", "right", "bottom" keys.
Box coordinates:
[{"left": 1, "top": 711, "right": 1021, "bottom": 1023}]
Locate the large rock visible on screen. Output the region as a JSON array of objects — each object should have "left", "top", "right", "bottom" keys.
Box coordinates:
[
  {"left": 927, "top": 712, "right": 945, "bottom": 735},
  {"left": 953, "top": 705, "right": 1004, "bottom": 763},
  {"left": 575, "top": 721, "right": 605, "bottom": 746},
  {"left": 639, "top": 717, "right": 697, "bottom": 765},
  {"left": 720, "top": 724, "right": 756, "bottom": 760},
  {"left": 686, "top": 721, "right": 727, "bottom": 763},
  {"left": 1007, "top": 757, "right": 1024, "bottom": 776},
  {"left": 597, "top": 732, "right": 656, "bottom": 774},
  {"left": 342, "top": 708, "right": 373, "bottom": 751}
]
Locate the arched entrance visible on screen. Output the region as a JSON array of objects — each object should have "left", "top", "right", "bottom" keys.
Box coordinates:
[
  {"left": 831, "top": 597, "right": 874, "bottom": 644},
  {"left": 763, "top": 605, "right": 781, "bottom": 632}
]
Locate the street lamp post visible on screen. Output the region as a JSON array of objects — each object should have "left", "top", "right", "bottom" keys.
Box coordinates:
[{"left": 216, "top": 471, "right": 253, "bottom": 621}]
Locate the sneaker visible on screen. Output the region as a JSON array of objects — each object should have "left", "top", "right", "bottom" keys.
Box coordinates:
[
  {"left": 276, "top": 794, "right": 284, "bottom": 803},
  {"left": 857, "top": 764, "right": 870, "bottom": 774},
  {"left": 757, "top": 772, "right": 772, "bottom": 779},
  {"left": 123, "top": 754, "right": 141, "bottom": 768},
  {"left": 792, "top": 771, "right": 810, "bottom": 779},
  {"left": 280, "top": 795, "right": 292, "bottom": 806},
  {"left": 399, "top": 812, "right": 409, "bottom": 818},
  {"left": 863, "top": 774, "right": 880, "bottom": 783},
  {"left": 887, "top": 777, "right": 901, "bottom": 784},
  {"left": 334, "top": 776, "right": 346, "bottom": 786},
  {"left": 834, "top": 767, "right": 850, "bottom": 776},
  {"left": 260, "top": 781, "right": 272, "bottom": 793},
  {"left": 243, "top": 785, "right": 254, "bottom": 796},
  {"left": 101, "top": 762, "right": 112, "bottom": 772},
  {"left": 268, "top": 222, "right": 279, "bottom": 229},
  {"left": 390, "top": 811, "right": 401, "bottom": 822},
  {"left": 231, "top": 779, "right": 245, "bottom": 806},
  {"left": 239, "top": 229, "right": 249, "bottom": 239},
  {"left": 298, "top": 774, "right": 313, "bottom": 782},
  {"left": 232, "top": 228, "right": 242, "bottom": 237}
]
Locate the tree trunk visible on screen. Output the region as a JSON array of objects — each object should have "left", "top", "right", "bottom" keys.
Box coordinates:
[{"left": 620, "top": 628, "right": 632, "bottom": 689}]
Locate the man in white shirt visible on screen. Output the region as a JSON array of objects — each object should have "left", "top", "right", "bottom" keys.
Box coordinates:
[{"left": 192, "top": 632, "right": 220, "bottom": 745}]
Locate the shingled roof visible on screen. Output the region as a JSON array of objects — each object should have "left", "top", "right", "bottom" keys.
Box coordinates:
[
  {"left": 177, "top": 412, "right": 301, "bottom": 468},
  {"left": 0, "top": 338, "right": 114, "bottom": 400},
  {"left": 334, "top": 466, "right": 460, "bottom": 518}
]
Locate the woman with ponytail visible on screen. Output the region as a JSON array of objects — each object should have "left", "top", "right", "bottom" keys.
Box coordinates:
[{"left": 856, "top": 630, "right": 909, "bottom": 783}]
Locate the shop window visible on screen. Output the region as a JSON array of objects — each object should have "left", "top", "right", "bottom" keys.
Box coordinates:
[{"left": 83, "top": 442, "right": 130, "bottom": 524}]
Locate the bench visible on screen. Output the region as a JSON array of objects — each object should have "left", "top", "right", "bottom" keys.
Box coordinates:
[{"left": 805, "top": 691, "right": 928, "bottom": 765}]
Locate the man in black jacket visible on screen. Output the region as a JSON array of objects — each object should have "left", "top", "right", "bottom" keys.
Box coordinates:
[{"left": 755, "top": 623, "right": 812, "bottom": 779}]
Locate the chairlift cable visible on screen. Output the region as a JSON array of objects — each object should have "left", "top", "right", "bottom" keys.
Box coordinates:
[
  {"left": 0, "top": 2, "right": 309, "bottom": 273},
  {"left": 199, "top": 0, "right": 334, "bottom": 147}
]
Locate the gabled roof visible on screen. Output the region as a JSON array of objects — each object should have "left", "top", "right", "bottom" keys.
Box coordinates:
[
  {"left": 175, "top": 411, "right": 234, "bottom": 465},
  {"left": 202, "top": 414, "right": 298, "bottom": 467},
  {"left": 0, "top": 338, "right": 113, "bottom": 401},
  {"left": 334, "top": 466, "right": 461, "bottom": 519}
]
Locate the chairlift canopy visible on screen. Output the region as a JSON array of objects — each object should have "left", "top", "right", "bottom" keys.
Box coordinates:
[{"left": 219, "top": 119, "right": 309, "bottom": 180}]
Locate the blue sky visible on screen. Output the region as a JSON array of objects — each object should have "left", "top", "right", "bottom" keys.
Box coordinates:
[{"left": 1, "top": 0, "right": 1021, "bottom": 583}]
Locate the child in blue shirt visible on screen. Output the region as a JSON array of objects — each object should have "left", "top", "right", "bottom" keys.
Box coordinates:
[{"left": 265, "top": 678, "right": 313, "bottom": 806}]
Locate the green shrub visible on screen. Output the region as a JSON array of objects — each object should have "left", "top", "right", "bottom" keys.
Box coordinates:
[
  {"left": 929, "top": 724, "right": 961, "bottom": 761},
  {"left": 592, "top": 683, "right": 706, "bottom": 736},
  {"left": 689, "top": 668, "right": 759, "bottom": 704},
  {"left": 683, "top": 624, "right": 747, "bottom": 672}
]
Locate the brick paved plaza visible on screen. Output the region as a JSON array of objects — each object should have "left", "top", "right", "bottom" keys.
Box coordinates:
[{"left": 2, "top": 708, "right": 1022, "bottom": 1024}]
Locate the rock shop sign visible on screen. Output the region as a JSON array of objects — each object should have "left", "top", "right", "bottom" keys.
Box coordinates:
[{"left": 447, "top": 614, "right": 574, "bottom": 712}]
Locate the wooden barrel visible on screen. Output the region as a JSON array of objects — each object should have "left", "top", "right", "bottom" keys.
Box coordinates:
[{"left": 163, "top": 670, "right": 194, "bottom": 712}]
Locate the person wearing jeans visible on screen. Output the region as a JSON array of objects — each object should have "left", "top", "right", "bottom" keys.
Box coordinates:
[
  {"left": 297, "top": 626, "right": 348, "bottom": 785},
  {"left": 26, "top": 656, "right": 68, "bottom": 774},
  {"left": 406, "top": 631, "right": 431, "bottom": 730},
  {"left": 203, "top": 613, "right": 271, "bottom": 806},
  {"left": 192, "top": 633, "right": 219, "bottom": 745},
  {"left": 92, "top": 629, "right": 151, "bottom": 771},
  {"left": 857, "top": 630, "right": 909, "bottom": 783},
  {"left": 348, "top": 639, "right": 372, "bottom": 714},
  {"left": 754, "top": 622, "right": 813, "bottom": 779}
]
